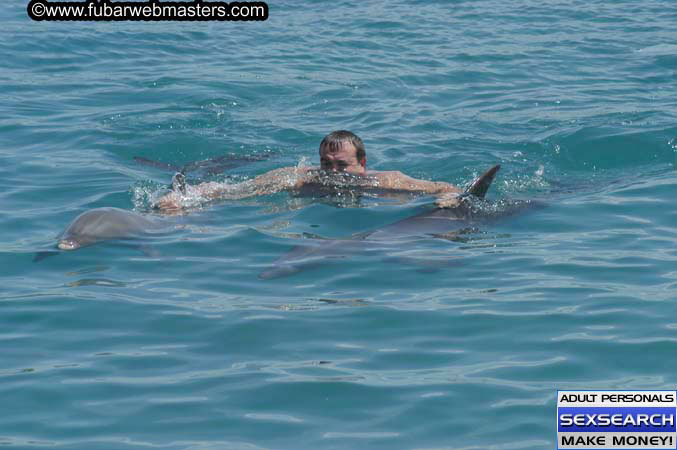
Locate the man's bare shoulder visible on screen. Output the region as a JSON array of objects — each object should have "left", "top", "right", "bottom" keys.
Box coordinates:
[
  {"left": 263, "top": 166, "right": 313, "bottom": 177},
  {"left": 254, "top": 166, "right": 315, "bottom": 188}
]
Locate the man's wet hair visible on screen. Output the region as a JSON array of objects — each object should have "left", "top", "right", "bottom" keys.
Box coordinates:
[{"left": 319, "top": 130, "right": 366, "bottom": 162}]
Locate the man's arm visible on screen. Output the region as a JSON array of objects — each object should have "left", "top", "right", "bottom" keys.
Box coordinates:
[
  {"left": 152, "top": 166, "right": 308, "bottom": 212},
  {"left": 373, "top": 171, "right": 462, "bottom": 195},
  {"left": 153, "top": 167, "right": 464, "bottom": 212},
  {"left": 372, "top": 171, "right": 464, "bottom": 208}
]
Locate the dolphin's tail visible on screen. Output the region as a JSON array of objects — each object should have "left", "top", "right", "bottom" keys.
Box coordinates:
[{"left": 464, "top": 164, "right": 500, "bottom": 199}]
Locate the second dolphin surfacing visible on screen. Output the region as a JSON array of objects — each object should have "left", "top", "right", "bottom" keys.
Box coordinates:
[
  {"left": 56, "top": 207, "right": 168, "bottom": 251},
  {"left": 33, "top": 207, "right": 172, "bottom": 262},
  {"left": 259, "top": 165, "right": 539, "bottom": 279}
]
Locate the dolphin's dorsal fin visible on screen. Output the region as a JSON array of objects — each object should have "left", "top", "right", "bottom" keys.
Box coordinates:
[{"left": 463, "top": 164, "right": 500, "bottom": 199}]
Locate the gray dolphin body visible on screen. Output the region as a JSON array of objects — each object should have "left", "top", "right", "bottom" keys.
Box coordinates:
[
  {"left": 57, "top": 207, "right": 167, "bottom": 251},
  {"left": 260, "top": 165, "right": 539, "bottom": 279},
  {"left": 34, "top": 208, "right": 170, "bottom": 261},
  {"left": 134, "top": 153, "right": 272, "bottom": 177},
  {"left": 134, "top": 153, "right": 274, "bottom": 191}
]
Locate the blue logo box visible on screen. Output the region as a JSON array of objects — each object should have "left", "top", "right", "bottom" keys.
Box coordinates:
[{"left": 557, "top": 390, "right": 677, "bottom": 449}]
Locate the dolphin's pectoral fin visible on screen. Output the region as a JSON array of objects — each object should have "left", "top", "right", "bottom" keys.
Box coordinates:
[
  {"left": 33, "top": 251, "right": 60, "bottom": 262},
  {"left": 260, "top": 253, "right": 336, "bottom": 280},
  {"left": 259, "top": 263, "right": 303, "bottom": 280},
  {"left": 259, "top": 238, "right": 358, "bottom": 279},
  {"left": 464, "top": 164, "right": 500, "bottom": 199}
]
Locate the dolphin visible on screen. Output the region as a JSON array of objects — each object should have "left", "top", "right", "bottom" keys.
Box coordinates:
[
  {"left": 35, "top": 152, "right": 273, "bottom": 261},
  {"left": 134, "top": 153, "right": 274, "bottom": 187},
  {"left": 34, "top": 207, "right": 170, "bottom": 261},
  {"left": 259, "top": 165, "right": 539, "bottom": 279},
  {"left": 133, "top": 153, "right": 272, "bottom": 175}
]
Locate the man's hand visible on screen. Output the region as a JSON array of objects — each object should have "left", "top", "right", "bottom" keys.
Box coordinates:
[{"left": 152, "top": 191, "right": 183, "bottom": 212}]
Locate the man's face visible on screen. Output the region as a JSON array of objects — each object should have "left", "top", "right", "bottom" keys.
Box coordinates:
[{"left": 319, "top": 142, "right": 366, "bottom": 175}]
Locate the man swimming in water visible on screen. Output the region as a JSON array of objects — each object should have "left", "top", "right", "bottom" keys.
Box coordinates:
[{"left": 152, "top": 130, "right": 463, "bottom": 211}]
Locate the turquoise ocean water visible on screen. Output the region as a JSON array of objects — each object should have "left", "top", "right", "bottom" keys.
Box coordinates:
[{"left": 2, "top": 0, "right": 677, "bottom": 448}]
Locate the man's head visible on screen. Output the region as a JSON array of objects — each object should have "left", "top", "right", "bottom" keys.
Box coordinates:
[{"left": 319, "top": 130, "right": 366, "bottom": 175}]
